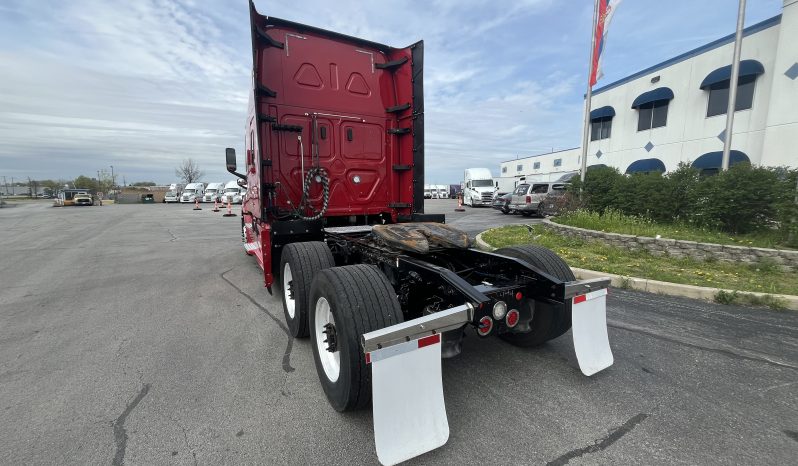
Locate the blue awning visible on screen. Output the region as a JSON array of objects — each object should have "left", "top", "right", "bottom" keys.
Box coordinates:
[
  {"left": 626, "top": 158, "right": 666, "bottom": 174},
  {"left": 700, "top": 60, "right": 765, "bottom": 89},
  {"left": 590, "top": 106, "right": 615, "bottom": 120},
  {"left": 691, "top": 150, "right": 750, "bottom": 169},
  {"left": 631, "top": 87, "right": 674, "bottom": 108}
]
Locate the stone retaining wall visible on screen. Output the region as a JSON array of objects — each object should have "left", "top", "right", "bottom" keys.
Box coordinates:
[{"left": 542, "top": 219, "right": 798, "bottom": 272}]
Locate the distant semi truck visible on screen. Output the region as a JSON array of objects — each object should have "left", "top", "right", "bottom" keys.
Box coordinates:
[
  {"left": 203, "top": 182, "right": 224, "bottom": 203},
  {"left": 462, "top": 168, "right": 495, "bottom": 206},
  {"left": 180, "top": 183, "right": 205, "bottom": 203}
]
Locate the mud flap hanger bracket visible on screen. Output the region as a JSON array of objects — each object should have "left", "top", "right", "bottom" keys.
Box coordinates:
[
  {"left": 362, "top": 303, "right": 474, "bottom": 353},
  {"left": 563, "top": 277, "right": 611, "bottom": 299}
]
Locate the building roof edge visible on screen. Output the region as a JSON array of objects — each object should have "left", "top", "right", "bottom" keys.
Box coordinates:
[{"left": 592, "top": 14, "right": 782, "bottom": 96}]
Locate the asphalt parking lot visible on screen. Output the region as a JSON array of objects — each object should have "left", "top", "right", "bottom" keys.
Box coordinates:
[{"left": 1, "top": 201, "right": 796, "bottom": 465}]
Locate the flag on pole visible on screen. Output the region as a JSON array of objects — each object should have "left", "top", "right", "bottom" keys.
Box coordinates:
[{"left": 590, "top": 0, "right": 623, "bottom": 87}]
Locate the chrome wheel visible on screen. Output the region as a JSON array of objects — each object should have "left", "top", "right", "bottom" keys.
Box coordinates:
[
  {"left": 314, "top": 297, "right": 340, "bottom": 382},
  {"left": 283, "top": 262, "right": 295, "bottom": 319}
]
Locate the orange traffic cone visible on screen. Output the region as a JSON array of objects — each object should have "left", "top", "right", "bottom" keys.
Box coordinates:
[
  {"left": 213, "top": 199, "right": 219, "bottom": 212},
  {"left": 454, "top": 192, "right": 465, "bottom": 212},
  {"left": 193, "top": 197, "right": 202, "bottom": 210},
  {"left": 223, "top": 198, "right": 237, "bottom": 217}
]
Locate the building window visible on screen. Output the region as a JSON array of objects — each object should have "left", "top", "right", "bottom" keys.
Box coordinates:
[
  {"left": 637, "top": 100, "right": 669, "bottom": 131},
  {"left": 533, "top": 162, "right": 541, "bottom": 170},
  {"left": 502, "top": 166, "right": 507, "bottom": 173},
  {"left": 590, "top": 117, "right": 612, "bottom": 141},
  {"left": 706, "top": 75, "right": 756, "bottom": 117},
  {"left": 516, "top": 164, "right": 523, "bottom": 172},
  {"left": 553, "top": 159, "right": 562, "bottom": 167}
]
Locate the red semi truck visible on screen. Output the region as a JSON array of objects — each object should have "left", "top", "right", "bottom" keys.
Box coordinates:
[{"left": 226, "top": 2, "right": 614, "bottom": 464}]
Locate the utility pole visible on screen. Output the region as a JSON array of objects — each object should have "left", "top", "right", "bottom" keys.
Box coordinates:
[
  {"left": 721, "top": 0, "right": 747, "bottom": 171},
  {"left": 110, "top": 165, "right": 115, "bottom": 190},
  {"left": 580, "top": 0, "right": 600, "bottom": 183}
]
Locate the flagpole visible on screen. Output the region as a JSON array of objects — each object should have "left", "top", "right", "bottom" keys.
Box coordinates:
[
  {"left": 580, "top": 0, "right": 600, "bottom": 183},
  {"left": 721, "top": 0, "right": 747, "bottom": 171}
]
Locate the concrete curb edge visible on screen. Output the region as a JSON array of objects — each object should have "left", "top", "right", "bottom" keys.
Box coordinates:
[{"left": 476, "top": 227, "right": 798, "bottom": 311}]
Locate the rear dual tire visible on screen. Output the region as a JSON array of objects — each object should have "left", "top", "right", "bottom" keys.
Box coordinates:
[
  {"left": 279, "top": 242, "right": 336, "bottom": 338},
  {"left": 494, "top": 245, "right": 575, "bottom": 347},
  {"left": 309, "top": 265, "right": 404, "bottom": 412}
]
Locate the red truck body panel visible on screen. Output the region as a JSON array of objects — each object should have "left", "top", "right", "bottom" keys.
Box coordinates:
[{"left": 241, "top": 1, "right": 425, "bottom": 288}]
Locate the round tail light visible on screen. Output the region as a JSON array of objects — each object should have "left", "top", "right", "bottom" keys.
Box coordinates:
[
  {"left": 506, "top": 309, "right": 520, "bottom": 328},
  {"left": 477, "top": 316, "right": 493, "bottom": 336},
  {"left": 492, "top": 301, "right": 507, "bottom": 320}
]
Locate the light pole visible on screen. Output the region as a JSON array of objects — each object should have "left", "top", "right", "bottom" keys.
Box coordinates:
[
  {"left": 721, "top": 0, "right": 747, "bottom": 171},
  {"left": 110, "top": 165, "right": 115, "bottom": 190}
]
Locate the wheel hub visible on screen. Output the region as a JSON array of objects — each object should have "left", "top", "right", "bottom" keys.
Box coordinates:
[{"left": 322, "top": 323, "right": 338, "bottom": 352}]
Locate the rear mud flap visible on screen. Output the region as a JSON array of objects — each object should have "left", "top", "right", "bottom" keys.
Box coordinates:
[
  {"left": 571, "top": 288, "right": 614, "bottom": 376},
  {"left": 367, "top": 334, "right": 449, "bottom": 465}
]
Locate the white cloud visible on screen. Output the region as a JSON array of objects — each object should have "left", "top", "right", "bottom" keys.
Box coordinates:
[{"left": 0, "top": 0, "right": 784, "bottom": 185}]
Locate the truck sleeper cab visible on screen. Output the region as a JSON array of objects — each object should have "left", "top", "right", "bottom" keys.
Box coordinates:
[{"left": 226, "top": 3, "right": 613, "bottom": 464}]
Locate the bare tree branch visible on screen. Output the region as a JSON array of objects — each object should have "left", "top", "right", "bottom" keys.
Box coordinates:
[{"left": 175, "top": 158, "right": 205, "bottom": 184}]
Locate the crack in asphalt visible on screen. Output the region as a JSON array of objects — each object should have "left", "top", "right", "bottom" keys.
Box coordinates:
[
  {"left": 220, "top": 269, "right": 295, "bottom": 373},
  {"left": 608, "top": 320, "right": 798, "bottom": 370},
  {"left": 546, "top": 413, "right": 649, "bottom": 465},
  {"left": 112, "top": 383, "right": 151, "bottom": 466},
  {"left": 173, "top": 417, "right": 198, "bottom": 466}
]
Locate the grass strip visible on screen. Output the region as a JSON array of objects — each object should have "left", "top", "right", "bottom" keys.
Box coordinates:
[
  {"left": 552, "top": 209, "right": 791, "bottom": 250},
  {"left": 481, "top": 225, "right": 798, "bottom": 297}
]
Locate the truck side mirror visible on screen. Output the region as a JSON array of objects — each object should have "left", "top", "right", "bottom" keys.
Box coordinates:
[
  {"left": 225, "top": 148, "right": 246, "bottom": 180},
  {"left": 226, "top": 148, "right": 237, "bottom": 172}
]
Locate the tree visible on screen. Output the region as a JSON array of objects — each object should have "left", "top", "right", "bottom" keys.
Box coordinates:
[
  {"left": 131, "top": 181, "right": 156, "bottom": 187},
  {"left": 73, "top": 175, "right": 96, "bottom": 189},
  {"left": 175, "top": 159, "right": 204, "bottom": 184}
]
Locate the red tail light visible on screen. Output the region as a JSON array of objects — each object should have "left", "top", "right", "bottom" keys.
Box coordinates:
[
  {"left": 506, "top": 309, "right": 520, "bottom": 328},
  {"left": 477, "top": 316, "right": 493, "bottom": 336},
  {"left": 525, "top": 195, "right": 531, "bottom": 204}
]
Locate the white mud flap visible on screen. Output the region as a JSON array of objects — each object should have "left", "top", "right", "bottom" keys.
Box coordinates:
[
  {"left": 571, "top": 288, "right": 614, "bottom": 376},
  {"left": 367, "top": 333, "right": 449, "bottom": 466}
]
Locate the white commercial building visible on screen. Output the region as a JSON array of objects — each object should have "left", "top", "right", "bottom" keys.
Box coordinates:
[{"left": 498, "top": 0, "right": 798, "bottom": 189}]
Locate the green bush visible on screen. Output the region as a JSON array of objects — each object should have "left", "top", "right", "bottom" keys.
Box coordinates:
[
  {"left": 691, "top": 164, "right": 782, "bottom": 234},
  {"left": 568, "top": 166, "right": 623, "bottom": 213},
  {"left": 567, "top": 163, "right": 797, "bottom": 245}
]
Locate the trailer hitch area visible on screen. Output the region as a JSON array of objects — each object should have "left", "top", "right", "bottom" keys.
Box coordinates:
[
  {"left": 361, "top": 303, "right": 474, "bottom": 466},
  {"left": 564, "top": 277, "right": 614, "bottom": 376}
]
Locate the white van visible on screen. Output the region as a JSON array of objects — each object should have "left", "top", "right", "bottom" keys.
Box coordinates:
[
  {"left": 203, "top": 182, "right": 224, "bottom": 203},
  {"left": 463, "top": 168, "right": 494, "bottom": 207},
  {"left": 180, "top": 183, "right": 205, "bottom": 203}
]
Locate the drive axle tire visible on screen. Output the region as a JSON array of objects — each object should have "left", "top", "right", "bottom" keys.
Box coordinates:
[
  {"left": 279, "top": 242, "right": 335, "bottom": 338},
  {"left": 494, "top": 245, "right": 575, "bottom": 347},
  {"left": 309, "top": 265, "right": 404, "bottom": 412}
]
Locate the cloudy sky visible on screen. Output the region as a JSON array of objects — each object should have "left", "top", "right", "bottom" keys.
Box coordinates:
[{"left": 0, "top": 0, "right": 783, "bottom": 185}]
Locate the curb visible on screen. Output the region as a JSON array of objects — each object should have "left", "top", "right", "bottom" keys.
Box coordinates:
[{"left": 476, "top": 227, "right": 798, "bottom": 311}]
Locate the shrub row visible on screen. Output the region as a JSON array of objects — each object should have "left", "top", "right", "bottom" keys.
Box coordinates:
[{"left": 567, "top": 163, "right": 797, "bottom": 245}]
